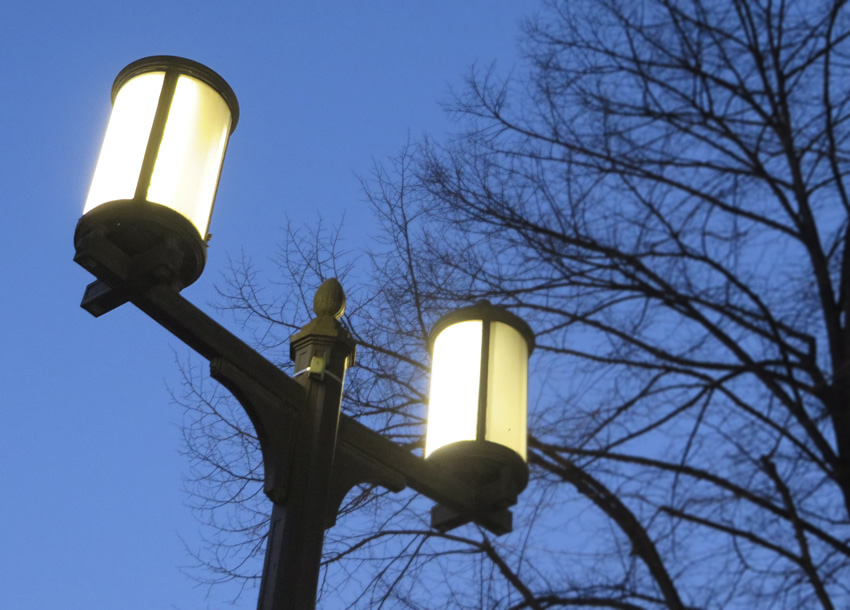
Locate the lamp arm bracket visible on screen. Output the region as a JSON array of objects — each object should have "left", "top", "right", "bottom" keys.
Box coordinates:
[
  {"left": 75, "top": 231, "right": 517, "bottom": 535},
  {"left": 334, "top": 416, "right": 515, "bottom": 535},
  {"left": 76, "top": 232, "right": 305, "bottom": 405},
  {"left": 324, "top": 440, "right": 407, "bottom": 529},
  {"left": 76, "top": 231, "right": 310, "bottom": 504},
  {"left": 209, "top": 358, "right": 300, "bottom": 504}
]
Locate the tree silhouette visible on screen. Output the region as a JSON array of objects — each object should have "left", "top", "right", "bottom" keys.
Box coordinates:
[{"left": 177, "top": 1, "right": 850, "bottom": 607}]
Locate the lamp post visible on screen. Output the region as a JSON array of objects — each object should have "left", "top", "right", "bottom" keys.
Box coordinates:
[{"left": 74, "top": 56, "right": 533, "bottom": 610}]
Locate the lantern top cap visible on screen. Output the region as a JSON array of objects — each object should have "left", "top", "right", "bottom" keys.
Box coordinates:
[
  {"left": 112, "top": 55, "right": 240, "bottom": 132},
  {"left": 429, "top": 300, "right": 535, "bottom": 354}
]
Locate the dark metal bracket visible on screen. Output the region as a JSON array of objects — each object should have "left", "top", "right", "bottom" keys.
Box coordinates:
[
  {"left": 75, "top": 231, "right": 518, "bottom": 535},
  {"left": 325, "top": 438, "right": 407, "bottom": 529},
  {"left": 209, "top": 357, "right": 297, "bottom": 504}
]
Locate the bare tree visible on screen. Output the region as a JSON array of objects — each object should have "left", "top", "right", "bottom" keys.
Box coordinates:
[{"left": 177, "top": 1, "right": 850, "bottom": 607}]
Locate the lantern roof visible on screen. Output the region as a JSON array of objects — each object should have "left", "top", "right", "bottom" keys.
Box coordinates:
[
  {"left": 111, "top": 55, "right": 240, "bottom": 132},
  {"left": 429, "top": 300, "right": 535, "bottom": 354}
]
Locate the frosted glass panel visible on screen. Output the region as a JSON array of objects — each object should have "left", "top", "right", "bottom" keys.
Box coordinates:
[
  {"left": 147, "top": 75, "right": 232, "bottom": 237},
  {"left": 485, "top": 321, "right": 528, "bottom": 459},
  {"left": 425, "top": 321, "right": 482, "bottom": 458},
  {"left": 84, "top": 72, "right": 165, "bottom": 213}
]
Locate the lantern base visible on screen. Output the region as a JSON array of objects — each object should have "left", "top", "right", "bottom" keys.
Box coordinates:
[
  {"left": 75, "top": 199, "right": 207, "bottom": 289},
  {"left": 427, "top": 441, "right": 529, "bottom": 507}
]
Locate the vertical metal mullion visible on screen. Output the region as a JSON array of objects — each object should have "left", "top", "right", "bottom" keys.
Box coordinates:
[
  {"left": 476, "top": 320, "right": 491, "bottom": 442},
  {"left": 134, "top": 71, "right": 178, "bottom": 201},
  {"left": 201, "top": 127, "right": 231, "bottom": 240}
]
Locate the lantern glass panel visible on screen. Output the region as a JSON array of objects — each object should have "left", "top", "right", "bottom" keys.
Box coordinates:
[
  {"left": 84, "top": 72, "right": 165, "bottom": 214},
  {"left": 424, "top": 320, "right": 482, "bottom": 458},
  {"left": 485, "top": 321, "right": 528, "bottom": 459},
  {"left": 148, "top": 75, "right": 232, "bottom": 237}
]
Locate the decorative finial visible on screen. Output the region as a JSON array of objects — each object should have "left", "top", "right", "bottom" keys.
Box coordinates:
[{"left": 313, "top": 278, "right": 346, "bottom": 319}]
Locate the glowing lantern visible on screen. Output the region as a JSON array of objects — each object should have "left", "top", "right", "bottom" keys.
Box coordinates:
[
  {"left": 425, "top": 301, "right": 533, "bottom": 501},
  {"left": 75, "top": 56, "right": 239, "bottom": 288}
]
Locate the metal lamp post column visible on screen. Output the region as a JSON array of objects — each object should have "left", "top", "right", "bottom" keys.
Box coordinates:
[{"left": 258, "top": 280, "right": 355, "bottom": 609}]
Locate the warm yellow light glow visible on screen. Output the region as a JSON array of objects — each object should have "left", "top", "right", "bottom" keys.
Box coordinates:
[
  {"left": 424, "top": 321, "right": 482, "bottom": 458},
  {"left": 147, "top": 75, "right": 232, "bottom": 237},
  {"left": 485, "top": 322, "right": 529, "bottom": 459},
  {"left": 84, "top": 72, "right": 165, "bottom": 213}
]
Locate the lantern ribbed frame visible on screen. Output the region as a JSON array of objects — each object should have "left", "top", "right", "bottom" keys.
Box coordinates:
[
  {"left": 75, "top": 56, "right": 238, "bottom": 289},
  {"left": 425, "top": 300, "right": 534, "bottom": 499}
]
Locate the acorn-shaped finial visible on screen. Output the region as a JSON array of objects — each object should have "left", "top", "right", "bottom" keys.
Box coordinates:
[{"left": 313, "top": 278, "right": 346, "bottom": 319}]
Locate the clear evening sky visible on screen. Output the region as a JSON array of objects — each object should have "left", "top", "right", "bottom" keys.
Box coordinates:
[{"left": 0, "top": 1, "right": 532, "bottom": 608}]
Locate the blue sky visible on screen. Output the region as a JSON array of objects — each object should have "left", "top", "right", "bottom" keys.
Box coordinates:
[{"left": 0, "top": 1, "right": 534, "bottom": 608}]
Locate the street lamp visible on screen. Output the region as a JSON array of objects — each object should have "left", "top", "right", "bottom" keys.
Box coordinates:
[
  {"left": 425, "top": 302, "right": 533, "bottom": 529},
  {"left": 73, "top": 56, "right": 533, "bottom": 610},
  {"left": 76, "top": 56, "right": 238, "bottom": 294}
]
